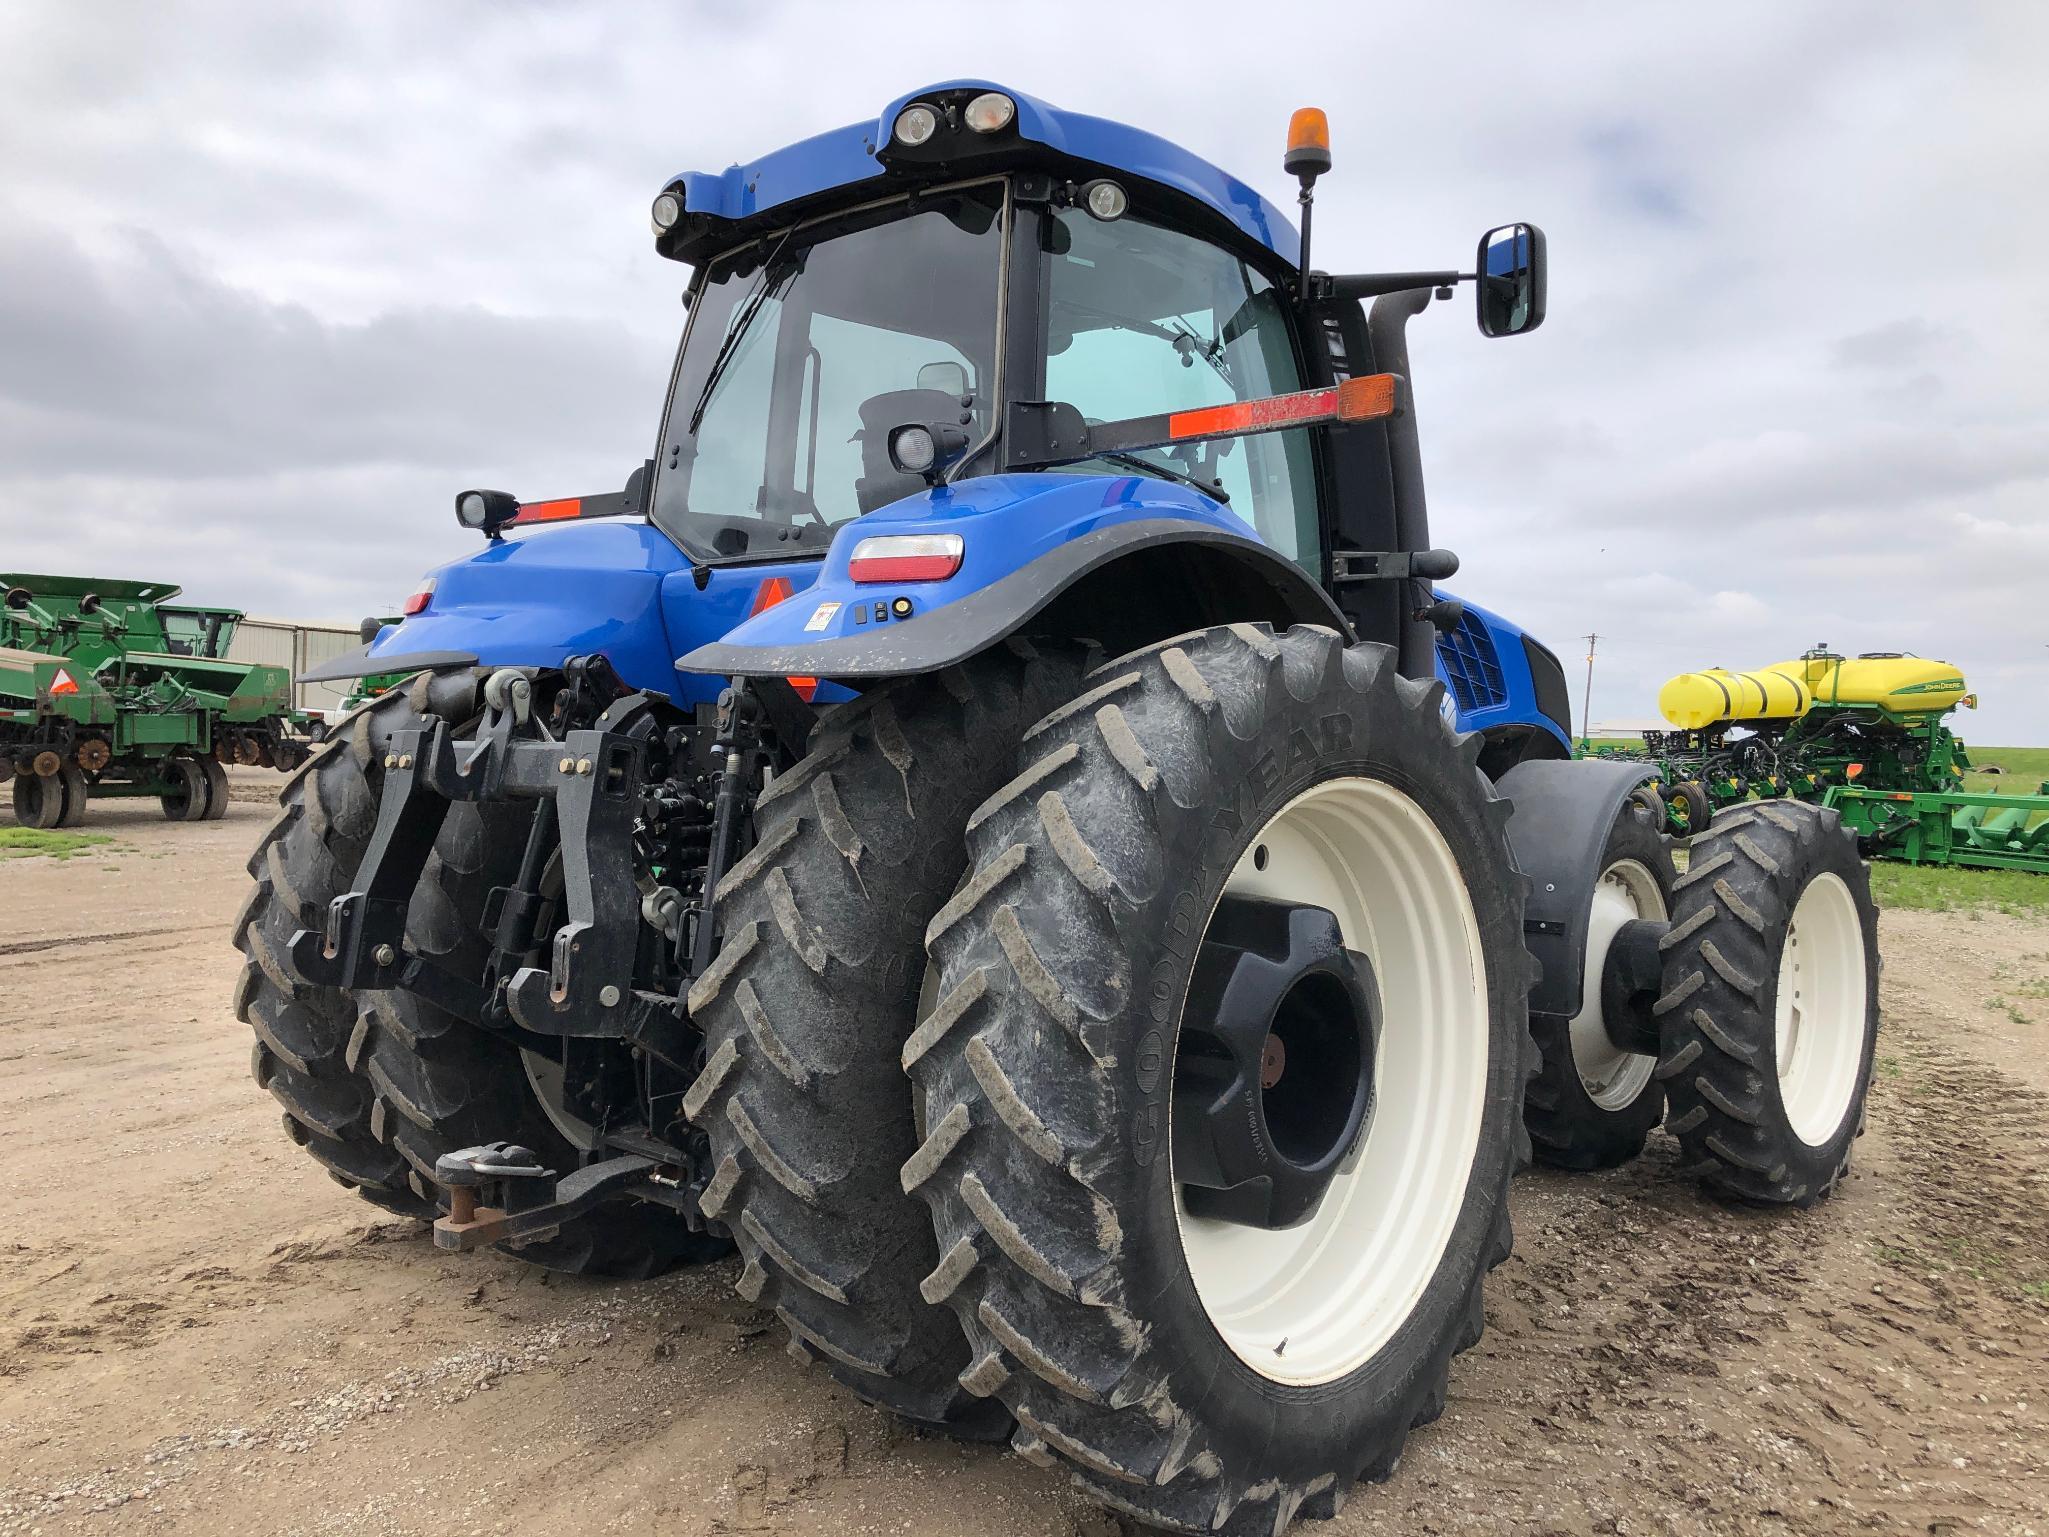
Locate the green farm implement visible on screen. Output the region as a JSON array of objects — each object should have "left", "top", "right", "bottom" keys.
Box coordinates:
[
  {"left": 1588, "top": 644, "right": 2048, "bottom": 873},
  {"left": 1, "top": 573, "right": 316, "bottom": 827}
]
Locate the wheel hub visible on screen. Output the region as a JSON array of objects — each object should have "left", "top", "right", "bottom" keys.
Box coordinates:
[{"left": 1173, "top": 894, "right": 1378, "bottom": 1230}]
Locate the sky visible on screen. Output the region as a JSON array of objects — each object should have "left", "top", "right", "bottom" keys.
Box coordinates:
[{"left": 2, "top": 2, "right": 2045, "bottom": 743}]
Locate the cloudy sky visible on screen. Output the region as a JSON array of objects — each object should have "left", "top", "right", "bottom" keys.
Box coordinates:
[{"left": 3, "top": 3, "right": 2044, "bottom": 743}]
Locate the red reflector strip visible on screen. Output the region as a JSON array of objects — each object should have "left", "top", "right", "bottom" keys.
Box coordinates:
[
  {"left": 402, "top": 590, "right": 431, "bottom": 615},
  {"left": 1167, "top": 373, "right": 1397, "bottom": 442},
  {"left": 849, "top": 553, "right": 960, "bottom": 583},
  {"left": 787, "top": 676, "right": 819, "bottom": 701},
  {"left": 750, "top": 576, "right": 795, "bottom": 615},
  {"left": 511, "top": 498, "right": 582, "bottom": 524}
]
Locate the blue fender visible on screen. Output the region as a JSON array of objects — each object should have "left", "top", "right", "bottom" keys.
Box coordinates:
[{"left": 676, "top": 471, "right": 1342, "bottom": 678}]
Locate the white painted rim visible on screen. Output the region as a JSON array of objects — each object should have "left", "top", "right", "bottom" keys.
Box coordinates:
[
  {"left": 1774, "top": 871, "right": 1868, "bottom": 1146},
  {"left": 1174, "top": 776, "right": 1490, "bottom": 1387},
  {"left": 1569, "top": 858, "right": 1667, "bottom": 1109}
]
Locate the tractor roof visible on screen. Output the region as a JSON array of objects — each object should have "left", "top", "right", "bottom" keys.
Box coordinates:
[
  {"left": 657, "top": 80, "right": 1297, "bottom": 267},
  {"left": 2, "top": 572, "right": 181, "bottom": 603}
]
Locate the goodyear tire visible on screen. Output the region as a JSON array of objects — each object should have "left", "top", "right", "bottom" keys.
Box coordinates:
[
  {"left": 235, "top": 677, "right": 723, "bottom": 1276},
  {"left": 904, "top": 626, "right": 1534, "bottom": 1534},
  {"left": 12, "top": 770, "right": 66, "bottom": 830},
  {"left": 1657, "top": 799, "right": 1879, "bottom": 1206},
  {"left": 1524, "top": 798, "right": 1675, "bottom": 1170},
  {"left": 685, "top": 640, "right": 1088, "bottom": 1436}
]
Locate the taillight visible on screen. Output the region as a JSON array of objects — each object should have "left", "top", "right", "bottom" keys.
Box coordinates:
[
  {"left": 402, "top": 577, "right": 437, "bottom": 616},
  {"left": 848, "top": 534, "right": 964, "bottom": 584}
]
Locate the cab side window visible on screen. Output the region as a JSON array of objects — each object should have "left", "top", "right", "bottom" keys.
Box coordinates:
[{"left": 1043, "top": 209, "right": 1321, "bottom": 575}]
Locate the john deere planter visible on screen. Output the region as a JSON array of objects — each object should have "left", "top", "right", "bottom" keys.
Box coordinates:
[
  {"left": 1589, "top": 644, "right": 2048, "bottom": 872},
  {"left": 1, "top": 573, "right": 315, "bottom": 827}
]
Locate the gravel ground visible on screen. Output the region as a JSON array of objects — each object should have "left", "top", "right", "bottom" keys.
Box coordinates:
[{"left": 3, "top": 785, "right": 2045, "bottom": 1536}]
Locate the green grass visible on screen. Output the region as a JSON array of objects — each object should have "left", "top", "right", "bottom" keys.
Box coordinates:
[
  {"left": 0, "top": 827, "right": 113, "bottom": 860},
  {"left": 1963, "top": 744, "right": 2049, "bottom": 795},
  {"left": 1869, "top": 862, "right": 2049, "bottom": 916}
]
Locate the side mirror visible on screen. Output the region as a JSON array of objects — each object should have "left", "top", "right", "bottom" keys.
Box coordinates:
[
  {"left": 1475, "top": 223, "right": 1546, "bottom": 337},
  {"left": 915, "top": 360, "right": 970, "bottom": 400}
]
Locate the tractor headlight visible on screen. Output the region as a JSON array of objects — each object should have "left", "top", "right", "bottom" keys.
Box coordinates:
[
  {"left": 1082, "top": 179, "right": 1129, "bottom": 221},
  {"left": 963, "top": 92, "right": 1015, "bottom": 133},
  {"left": 650, "top": 190, "right": 683, "bottom": 233},
  {"left": 892, "top": 104, "right": 939, "bottom": 147}
]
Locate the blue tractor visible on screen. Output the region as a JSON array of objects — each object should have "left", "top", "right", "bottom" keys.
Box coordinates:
[{"left": 250, "top": 85, "right": 1880, "bottom": 1534}]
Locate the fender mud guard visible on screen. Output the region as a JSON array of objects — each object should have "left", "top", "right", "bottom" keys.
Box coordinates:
[{"left": 1497, "top": 757, "right": 1657, "bottom": 1018}]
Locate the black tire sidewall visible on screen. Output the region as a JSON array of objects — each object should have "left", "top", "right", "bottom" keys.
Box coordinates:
[{"left": 1086, "top": 650, "right": 1525, "bottom": 1475}]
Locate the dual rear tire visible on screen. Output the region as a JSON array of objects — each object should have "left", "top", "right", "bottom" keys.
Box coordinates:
[{"left": 902, "top": 626, "right": 1534, "bottom": 1532}]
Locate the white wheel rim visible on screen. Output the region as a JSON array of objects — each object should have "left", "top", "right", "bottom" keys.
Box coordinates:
[
  {"left": 1774, "top": 872, "right": 1867, "bottom": 1145},
  {"left": 1174, "top": 777, "right": 1489, "bottom": 1387},
  {"left": 1569, "top": 858, "right": 1667, "bottom": 1108}
]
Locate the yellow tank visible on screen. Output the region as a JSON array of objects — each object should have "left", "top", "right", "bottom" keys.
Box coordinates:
[
  {"left": 1658, "top": 667, "right": 1811, "bottom": 730},
  {"left": 1659, "top": 652, "right": 1967, "bottom": 730}
]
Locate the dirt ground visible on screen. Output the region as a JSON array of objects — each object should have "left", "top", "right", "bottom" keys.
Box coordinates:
[{"left": 4, "top": 784, "right": 2046, "bottom": 1537}]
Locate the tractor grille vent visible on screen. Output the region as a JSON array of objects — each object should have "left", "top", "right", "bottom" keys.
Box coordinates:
[{"left": 1435, "top": 611, "right": 1507, "bottom": 714}]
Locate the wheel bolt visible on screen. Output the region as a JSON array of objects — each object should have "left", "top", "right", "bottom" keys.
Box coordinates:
[{"left": 373, "top": 943, "right": 396, "bottom": 967}]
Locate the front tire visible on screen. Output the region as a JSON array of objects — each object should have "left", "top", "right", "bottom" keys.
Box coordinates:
[
  {"left": 1656, "top": 800, "right": 1879, "bottom": 1205},
  {"left": 905, "top": 626, "right": 1535, "bottom": 1534}
]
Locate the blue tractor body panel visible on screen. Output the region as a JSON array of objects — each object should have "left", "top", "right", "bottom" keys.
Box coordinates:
[
  {"left": 350, "top": 81, "right": 1564, "bottom": 748},
  {"left": 696, "top": 473, "right": 1257, "bottom": 654},
  {"left": 666, "top": 79, "right": 1298, "bottom": 264},
  {"left": 361, "top": 472, "right": 1567, "bottom": 753},
  {"left": 1432, "top": 598, "right": 1573, "bottom": 755}
]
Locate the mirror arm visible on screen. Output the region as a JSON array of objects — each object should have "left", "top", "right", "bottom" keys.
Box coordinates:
[{"left": 1316, "top": 270, "right": 1465, "bottom": 302}]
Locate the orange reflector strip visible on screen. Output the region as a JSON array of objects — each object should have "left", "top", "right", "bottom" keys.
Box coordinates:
[
  {"left": 1168, "top": 374, "right": 1396, "bottom": 442},
  {"left": 1287, "top": 107, "right": 1330, "bottom": 155},
  {"left": 512, "top": 498, "right": 581, "bottom": 523},
  {"left": 787, "top": 676, "right": 818, "bottom": 701}
]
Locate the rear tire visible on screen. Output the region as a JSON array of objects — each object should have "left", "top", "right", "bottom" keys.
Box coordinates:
[
  {"left": 236, "top": 680, "right": 724, "bottom": 1275},
  {"left": 1524, "top": 798, "right": 1674, "bottom": 1170},
  {"left": 685, "top": 639, "right": 1088, "bottom": 1436},
  {"left": 906, "top": 626, "right": 1535, "bottom": 1534},
  {"left": 1656, "top": 800, "right": 1879, "bottom": 1205}
]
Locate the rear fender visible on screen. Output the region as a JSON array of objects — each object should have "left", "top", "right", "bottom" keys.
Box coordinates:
[
  {"left": 677, "top": 472, "right": 1345, "bottom": 679},
  {"left": 1497, "top": 757, "right": 1659, "bottom": 1018}
]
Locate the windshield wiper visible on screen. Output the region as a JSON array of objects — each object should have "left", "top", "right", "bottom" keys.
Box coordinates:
[
  {"left": 687, "top": 230, "right": 797, "bottom": 435},
  {"left": 1094, "top": 449, "right": 1230, "bottom": 504}
]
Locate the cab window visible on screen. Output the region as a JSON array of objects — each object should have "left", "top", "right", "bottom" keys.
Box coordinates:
[{"left": 1041, "top": 208, "right": 1320, "bottom": 574}]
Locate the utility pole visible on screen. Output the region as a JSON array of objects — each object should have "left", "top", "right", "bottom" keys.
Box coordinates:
[{"left": 1579, "top": 633, "right": 1599, "bottom": 749}]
